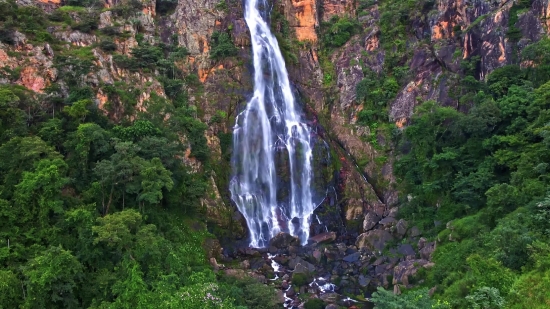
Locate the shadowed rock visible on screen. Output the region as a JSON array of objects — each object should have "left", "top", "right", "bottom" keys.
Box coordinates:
[
  {"left": 309, "top": 231, "right": 337, "bottom": 244},
  {"left": 356, "top": 230, "right": 394, "bottom": 251},
  {"left": 269, "top": 232, "right": 300, "bottom": 249}
]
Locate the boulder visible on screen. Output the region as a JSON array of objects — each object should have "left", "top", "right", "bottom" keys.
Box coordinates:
[
  {"left": 343, "top": 252, "right": 361, "bottom": 263},
  {"left": 356, "top": 230, "right": 394, "bottom": 251},
  {"left": 269, "top": 232, "right": 299, "bottom": 249},
  {"left": 358, "top": 274, "right": 370, "bottom": 287},
  {"left": 363, "top": 211, "right": 380, "bottom": 231},
  {"left": 310, "top": 232, "right": 337, "bottom": 244},
  {"left": 397, "top": 244, "right": 416, "bottom": 257},
  {"left": 379, "top": 217, "right": 396, "bottom": 227},
  {"left": 313, "top": 249, "right": 323, "bottom": 263},
  {"left": 319, "top": 292, "right": 339, "bottom": 303},
  {"left": 392, "top": 259, "right": 430, "bottom": 286},
  {"left": 396, "top": 219, "right": 408, "bottom": 237},
  {"left": 290, "top": 257, "right": 316, "bottom": 273},
  {"left": 420, "top": 241, "right": 436, "bottom": 261}
]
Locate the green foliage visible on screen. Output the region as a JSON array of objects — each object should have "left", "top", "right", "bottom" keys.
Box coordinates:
[
  {"left": 210, "top": 31, "right": 238, "bottom": 60},
  {"left": 321, "top": 16, "right": 358, "bottom": 49},
  {"left": 371, "top": 287, "right": 450, "bottom": 309},
  {"left": 99, "top": 39, "right": 117, "bottom": 52},
  {"left": 465, "top": 287, "right": 505, "bottom": 309},
  {"left": 22, "top": 246, "right": 83, "bottom": 309},
  {"left": 291, "top": 272, "right": 309, "bottom": 286},
  {"left": 396, "top": 38, "right": 550, "bottom": 307}
]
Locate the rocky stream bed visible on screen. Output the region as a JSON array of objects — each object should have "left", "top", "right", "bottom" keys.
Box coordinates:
[{"left": 210, "top": 226, "right": 437, "bottom": 309}]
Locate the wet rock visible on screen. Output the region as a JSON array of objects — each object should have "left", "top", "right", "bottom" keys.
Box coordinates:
[
  {"left": 310, "top": 232, "right": 337, "bottom": 244},
  {"left": 356, "top": 230, "right": 394, "bottom": 251},
  {"left": 290, "top": 257, "right": 316, "bottom": 274},
  {"left": 319, "top": 292, "right": 339, "bottom": 303},
  {"left": 343, "top": 252, "right": 361, "bottom": 263},
  {"left": 269, "top": 232, "right": 299, "bottom": 249},
  {"left": 276, "top": 290, "right": 285, "bottom": 304},
  {"left": 286, "top": 287, "right": 296, "bottom": 297},
  {"left": 363, "top": 211, "right": 380, "bottom": 231},
  {"left": 313, "top": 249, "right": 323, "bottom": 263}
]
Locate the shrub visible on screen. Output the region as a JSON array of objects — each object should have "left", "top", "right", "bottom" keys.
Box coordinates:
[
  {"left": 291, "top": 272, "right": 309, "bottom": 286},
  {"left": 322, "top": 16, "right": 358, "bottom": 48},
  {"left": 210, "top": 31, "right": 238, "bottom": 60},
  {"left": 99, "top": 40, "right": 117, "bottom": 52}
]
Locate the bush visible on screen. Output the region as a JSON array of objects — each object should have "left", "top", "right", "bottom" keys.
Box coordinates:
[
  {"left": 210, "top": 31, "right": 238, "bottom": 60},
  {"left": 322, "top": 16, "right": 358, "bottom": 48},
  {"left": 71, "top": 14, "right": 98, "bottom": 33},
  {"left": 291, "top": 272, "right": 309, "bottom": 286},
  {"left": 99, "top": 40, "right": 117, "bottom": 52},
  {"left": 100, "top": 26, "right": 120, "bottom": 36}
]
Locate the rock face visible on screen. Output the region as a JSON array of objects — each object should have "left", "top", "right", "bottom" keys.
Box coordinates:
[{"left": 282, "top": 0, "right": 318, "bottom": 41}]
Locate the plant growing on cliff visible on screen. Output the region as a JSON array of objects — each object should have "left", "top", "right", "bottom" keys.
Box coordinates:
[
  {"left": 210, "top": 31, "right": 238, "bottom": 60},
  {"left": 321, "top": 16, "right": 359, "bottom": 49}
]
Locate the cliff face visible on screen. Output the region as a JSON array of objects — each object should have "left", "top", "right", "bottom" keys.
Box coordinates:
[
  {"left": 277, "top": 0, "right": 550, "bottom": 240},
  {"left": 1, "top": 0, "right": 549, "bottom": 245}
]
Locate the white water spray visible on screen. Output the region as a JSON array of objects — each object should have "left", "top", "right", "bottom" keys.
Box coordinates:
[{"left": 230, "top": 0, "right": 315, "bottom": 247}]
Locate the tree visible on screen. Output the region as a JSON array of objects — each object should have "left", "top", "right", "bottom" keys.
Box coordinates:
[
  {"left": 14, "top": 158, "right": 69, "bottom": 230},
  {"left": 64, "top": 99, "right": 92, "bottom": 122},
  {"left": 138, "top": 157, "right": 173, "bottom": 210},
  {"left": 465, "top": 287, "right": 505, "bottom": 309},
  {"left": 0, "top": 136, "right": 62, "bottom": 199},
  {"left": 22, "top": 246, "right": 83, "bottom": 309},
  {"left": 0, "top": 270, "right": 21, "bottom": 309}
]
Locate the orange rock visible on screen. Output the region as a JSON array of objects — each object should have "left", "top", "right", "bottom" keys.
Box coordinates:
[
  {"left": 395, "top": 118, "right": 407, "bottom": 129},
  {"left": 291, "top": 0, "right": 318, "bottom": 42},
  {"left": 38, "top": 0, "right": 61, "bottom": 4},
  {"left": 365, "top": 35, "right": 379, "bottom": 51},
  {"left": 18, "top": 66, "right": 47, "bottom": 93}
]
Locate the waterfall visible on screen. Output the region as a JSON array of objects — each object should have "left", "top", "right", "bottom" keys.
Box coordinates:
[{"left": 229, "top": 0, "right": 316, "bottom": 247}]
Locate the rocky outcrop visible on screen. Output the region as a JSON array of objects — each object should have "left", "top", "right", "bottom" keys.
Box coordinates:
[
  {"left": 0, "top": 41, "right": 56, "bottom": 93},
  {"left": 282, "top": 0, "right": 318, "bottom": 41}
]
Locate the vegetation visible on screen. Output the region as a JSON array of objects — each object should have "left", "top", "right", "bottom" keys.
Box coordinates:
[
  {"left": 392, "top": 38, "right": 550, "bottom": 308},
  {"left": 0, "top": 1, "right": 277, "bottom": 308}
]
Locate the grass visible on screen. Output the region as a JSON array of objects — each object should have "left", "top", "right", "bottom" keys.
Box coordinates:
[{"left": 58, "top": 6, "right": 87, "bottom": 13}]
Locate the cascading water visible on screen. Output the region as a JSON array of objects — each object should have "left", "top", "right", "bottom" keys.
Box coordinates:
[{"left": 229, "top": 0, "right": 316, "bottom": 247}]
